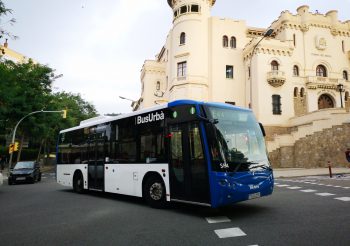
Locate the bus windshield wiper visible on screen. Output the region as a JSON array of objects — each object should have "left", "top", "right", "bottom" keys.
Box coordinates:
[{"left": 250, "top": 164, "right": 272, "bottom": 170}]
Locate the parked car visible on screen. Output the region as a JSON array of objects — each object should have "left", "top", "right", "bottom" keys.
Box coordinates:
[
  {"left": 8, "top": 161, "right": 41, "bottom": 185},
  {"left": 0, "top": 171, "right": 3, "bottom": 186}
]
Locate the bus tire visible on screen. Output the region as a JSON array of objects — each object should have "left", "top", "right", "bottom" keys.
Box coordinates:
[
  {"left": 73, "top": 172, "right": 84, "bottom": 194},
  {"left": 143, "top": 176, "right": 166, "bottom": 208}
]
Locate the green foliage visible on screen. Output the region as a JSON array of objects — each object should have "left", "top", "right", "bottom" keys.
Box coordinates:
[
  {"left": 0, "top": 0, "right": 17, "bottom": 40},
  {"left": 0, "top": 59, "right": 98, "bottom": 159}
]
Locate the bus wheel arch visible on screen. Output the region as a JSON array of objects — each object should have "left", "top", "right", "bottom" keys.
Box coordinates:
[
  {"left": 142, "top": 172, "right": 166, "bottom": 208},
  {"left": 73, "top": 170, "right": 85, "bottom": 194}
]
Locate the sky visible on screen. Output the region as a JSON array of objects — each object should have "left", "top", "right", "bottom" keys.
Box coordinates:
[{"left": 1, "top": 0, "right": 349, "bottom": 115}]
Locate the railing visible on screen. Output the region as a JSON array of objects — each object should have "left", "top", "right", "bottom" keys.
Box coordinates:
[{"left": 267, "top": 71, "right": 286, "bottom": 87}]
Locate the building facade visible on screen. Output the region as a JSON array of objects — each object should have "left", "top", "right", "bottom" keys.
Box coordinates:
[
  {"left": 135, "top": 0, "right": 350, "bottom": 167},
  {"left": 0, "top": 39, "right": 29, "bottom": 63}
]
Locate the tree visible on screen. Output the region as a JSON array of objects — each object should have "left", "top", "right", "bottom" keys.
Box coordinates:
[
  {"left": 0, "top": 59, "right": 98, "bottom": 163},
  {"left": 0, "top": 0, "right": 17, "bottom": 40}
]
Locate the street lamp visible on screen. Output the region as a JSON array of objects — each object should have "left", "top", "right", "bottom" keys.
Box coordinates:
[
  {"left": 249, "top": 28, "right": 274, "bottom": 109},
  {"left": 337, "top": 83, "right": 345, "bottom": 108},
  {"left": 119, "top": 96, "right": 135, "bottom": 102},
  {"left": 8, "top": 110, "right": 66, "bottom": 168}
]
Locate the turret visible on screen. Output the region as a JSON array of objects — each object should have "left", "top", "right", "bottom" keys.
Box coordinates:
[{"left": 168, "top": 0, "right": 216, "bottom": 22}]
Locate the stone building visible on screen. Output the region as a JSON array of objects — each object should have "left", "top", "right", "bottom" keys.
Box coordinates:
[
  {"left": 134, "top": 0, "right": 350, "bottom": 168},
  {"left": 0, "top": 39, "right": 29, "bottom": 63}
]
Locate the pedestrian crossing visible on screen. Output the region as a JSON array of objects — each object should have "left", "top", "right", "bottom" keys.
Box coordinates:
[
  {"left": 204, "top": 216, "right": 259, "bottom": 245},
  {"left": 275, "top": 178, "right": 350, "bottom": 203}
]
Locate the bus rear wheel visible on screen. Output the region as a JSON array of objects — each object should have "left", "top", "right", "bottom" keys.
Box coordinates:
[
  {"left": 143, "top": 176, "right": 166, "bottom": 208},
  {"left": 73, "top": 173, "right": 84, "bottom": 194}
]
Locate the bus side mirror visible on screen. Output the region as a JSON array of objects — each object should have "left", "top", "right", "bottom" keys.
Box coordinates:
[{"left": 259, "top": 123, "right": 266, "bottom": 137}]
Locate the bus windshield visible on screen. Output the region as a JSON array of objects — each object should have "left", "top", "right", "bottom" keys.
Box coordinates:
[{"left": 206, "top": 106, "right": 269, "bottom": 172}]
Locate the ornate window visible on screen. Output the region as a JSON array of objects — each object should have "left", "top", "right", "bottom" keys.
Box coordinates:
[
  {"left": 180, "top": 32, "right": 186, "bottom": 45},
  {"left": 300, "top": 88, "right": 305, "bottom": 97},
  {"left": 271, "top": 60, "right": 279, "bottom": 71},
  {"left": 190, "top": 5, "right": 199, "bottom": 12},
  {"left": 272, "top": 95, "right": 282, "bottom": 115},
  {"left": 180, "top": 5, "right": 187, "bottom": 14},
  {"left": 293, "top": 65, "right": 299, "bottom": 76},
  {"left": 226, "top": 65, "right": 234, "bottom": 79},
  {"left": 230, "top": 36, "right": 236, "bottom": 48},
  {"left": 222, "top": 36, "right": 228, "bottom": 47},
  {"left": 177, "top": 61, "right": 187, "bottom": 77},
  {"left": 316, "top": 65, "right": 327, "bottom": 77},
  {"left": 156, "top": 81, "right": 160, "bottom": 91},
  {"left": 343, "top": 70, "right": 348, "bottom": 81},
  {"left": 294, "top": 87, "right": 298, "bottom": 97}
]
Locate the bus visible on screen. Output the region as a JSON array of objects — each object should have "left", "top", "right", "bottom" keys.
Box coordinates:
[{"left": 56, "top": 100, "right": 274, "bottom": 208}]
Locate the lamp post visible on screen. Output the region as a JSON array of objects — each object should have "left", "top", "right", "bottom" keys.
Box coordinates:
[
  {"left": 8, "top": 110, "right": 66, "bottom": 169},
  {"left": 337, "top": 83, "right": 344, "bottom": 108},
  {"left": 249, "top": 28, "right": 274, "bottom": 109}
]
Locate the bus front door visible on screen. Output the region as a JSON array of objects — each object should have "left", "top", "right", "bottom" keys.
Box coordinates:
[
  {"left": 88, "top": 139, "right": 105, "bottom": 191},
  {"left": 168, "top": 122, "right": 210, "bottom": 204}
]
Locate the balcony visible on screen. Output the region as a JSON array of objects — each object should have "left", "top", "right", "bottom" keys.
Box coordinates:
[
  {"left": 306, "top": 76, "right": 346, "bottom": 90},
  {"left": 267, "top": 71, "right": 286, "bottom": 87}
]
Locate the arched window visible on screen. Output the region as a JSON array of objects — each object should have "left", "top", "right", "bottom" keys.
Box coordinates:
[
  {"left": 300, "top": 88, "right": 305, "bottom": 97},
  {"left": 180, "top": 32, "right": 186, "bottom": 45},
  {"left": 222, "top": 36, "right": 228, "bottom": 47},
  {"left": 343, "top": 70, "right": 348, "bottom": 81},
  {"left": 293, "top": 65, "right": 299, "bottom": 76},
  {"left": 316, "top": 65, "right": 327, "bottom": 77},
  {"left": 230, "top": 36, "right": 236, "bottom": 48},
  {"left": 156, "top": 81, "right": 160, "bottom": 91},
  {"left": 271, "top": 60, "right": 279, "bottom": 71},
  {"left": 294, "top": 87, "right": 298, "bottom": 97}
]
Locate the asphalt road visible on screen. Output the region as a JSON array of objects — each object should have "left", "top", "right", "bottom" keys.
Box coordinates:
[{"left": 0, "top": 173, "right": 349, "bottom": 246}]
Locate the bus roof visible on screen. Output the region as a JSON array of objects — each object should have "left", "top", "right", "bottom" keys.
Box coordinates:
[{"left": 59, "top": 100, "right": 251, "bottom": 134}]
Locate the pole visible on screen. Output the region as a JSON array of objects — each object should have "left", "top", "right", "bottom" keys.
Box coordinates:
[
  {"left": 340, "top": 90, "right": 344, "bottom": 108},
  {"left": 8, "top": 110, "right": 65, "bottom": 169},
  {"left": 249, "top": 29, "right": 274, "bottom": 109},
  {"left": 327, "top": 161, "right": 332, "bottom": 178}
]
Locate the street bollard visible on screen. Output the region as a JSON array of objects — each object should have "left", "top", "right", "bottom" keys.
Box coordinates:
[{"left": 328, "top": 161, "right": 332, "bottom": 178}]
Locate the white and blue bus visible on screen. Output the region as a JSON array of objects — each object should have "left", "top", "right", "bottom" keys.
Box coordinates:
[{"left": 56, "top": 100, "right": 274, "bottom": 208}]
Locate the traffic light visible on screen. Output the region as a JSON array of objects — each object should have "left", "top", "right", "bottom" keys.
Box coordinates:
[
  {"left": 14, "top": 142, "right": 19, "bottom": 151},
  {"left": 62, "top": 109, "right": 67, "bottom": 119},
  {"left": 9, "top": 143, "right": 14, "bottom": 154}
]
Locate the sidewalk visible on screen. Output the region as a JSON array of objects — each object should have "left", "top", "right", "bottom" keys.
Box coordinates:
[{"left": 273, "top": 167, "right": 350, "bottom": 178}]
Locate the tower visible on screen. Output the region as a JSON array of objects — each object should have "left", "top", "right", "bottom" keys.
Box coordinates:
[{"left": 166, "top": 0, "right": 216, "bottom": 101}]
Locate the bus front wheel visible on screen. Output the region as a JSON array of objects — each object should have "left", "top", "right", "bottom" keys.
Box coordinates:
[
  {"left": 73, "top": 172, "right": 84, "bottom": 194},
  {"left": 143, "top": 176, "right": 166, "bottom": 208}
]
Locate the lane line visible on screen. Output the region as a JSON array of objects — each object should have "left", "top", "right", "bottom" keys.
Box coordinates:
[
  {"left": 334, "top": 197, "right": 350, "bottom": 202},
  {"left": 214, "top": 227, "right": 247, "bottom": 239},
  {"left": 300, "top": 189, "right": 317, "bottom": 193},
  {"left": 287, "top": 186, "right": 302, "bottom": 190},
  {"left": 316, "top": 193, "right": 335, "bottom": 197},
  {"left": 276, "top": 184, "right": 290, "bottom": 187},
  {"left": 206, "top": 216, "right": 231, "bottom": 224}
]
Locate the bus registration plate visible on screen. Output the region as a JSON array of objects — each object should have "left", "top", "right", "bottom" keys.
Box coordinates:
[{"left": 248, "top": 192, "right": 261, "bottom": 200}]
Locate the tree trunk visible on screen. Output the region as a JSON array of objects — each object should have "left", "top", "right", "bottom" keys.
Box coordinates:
[{"left": 36, "top": 139, "right": 44, "bottom": 163}]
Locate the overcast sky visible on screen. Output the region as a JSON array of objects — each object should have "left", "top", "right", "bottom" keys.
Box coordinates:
[{"left": 1, "top": 0, "right": 349, "bottom": 115}]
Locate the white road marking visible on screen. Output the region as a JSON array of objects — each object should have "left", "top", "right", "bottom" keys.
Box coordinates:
[
  {"left": 287, "top": 186, "right": 302, "bottom": 190},
  {"left": 316, "top": 193, "right": 335, "bottom": 196},
  {"left": 300, "top": 189, "right": 317, "bottom": 193},
  {"left": 214, "top": 227, "right": 247, "bottom": 239},
  {"left": 274, "top": 183, "right": 279, "bottom": 185},
  {"left": 334, "top": 197, "right": 350, "bottom": 202},
  {"left": 206, "top": 216, "right": 231, "bottom": 224},
  {"left": 276, "top": 184, "right": 290, "bottom": 187},
  {"left": 343, "top": 187, "right": 350, "bottom": 189}
]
